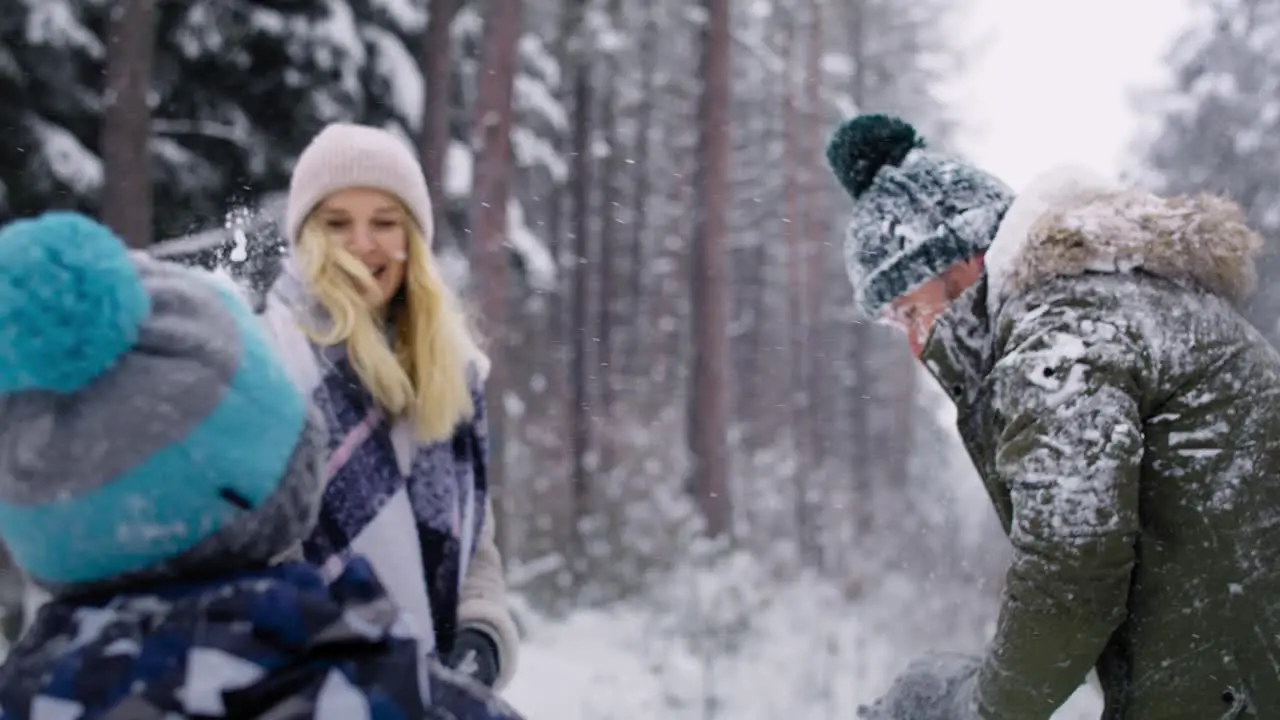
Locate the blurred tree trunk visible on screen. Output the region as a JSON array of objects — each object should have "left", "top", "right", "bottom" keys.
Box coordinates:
[
  {"left": 545, "top": 1, "right": 582, "bottom": 345},
  {"left": 467, "top": 0, "right": 523, "bottom": 555},
  {"left": 734, "top": 3, "right": 779, "bottom": 459},
  {"left": 566, "top": 0, "right": 594, "bottom": 575},
  {"left": 845, "top": 0, "right": 879, "bottom": 546},
  {"left": 781, "top": 6, "right": 821, "bottom": 567},
  {"left": 688, "top": 0, "right": 733, "bottom": 538},
  {"left": 623, "top": 7, "right": 658, "bottom": 385},
  {"left": 646, "top": 65, "right": 695, "bottom": 412},
  {"left": 419, "top": 0, "right": 460, "bottom": 247},
  {"left": 801, "top": 0, "right": 833, "bottom": 570},
  {"left": 595, "top": 0, "right": 624, "bottom": 477},
  {"left": 100, "top": 0, "right": 155, "bottom": 247}
]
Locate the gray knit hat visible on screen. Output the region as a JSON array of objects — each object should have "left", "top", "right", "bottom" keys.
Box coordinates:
[
  {"left": 825, "top": 114, "right": 1014, "bottom": 316},
  {"left": 285, "top": 122, "right": 435, "bottom": 244},
  {"left": 0, "top": 212, "right": 325, "bottom": 597}
]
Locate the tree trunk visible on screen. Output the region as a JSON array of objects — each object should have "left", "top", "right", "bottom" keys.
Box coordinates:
[
  {"left": 624, "top": 7, "right": 658, "bottom": 384},
  {"left": 594, "top": 0, "right": 624, "bottom": 476},
  {"left": 420, "top": 0, "right": 461, "bottom": 247},
  {"left": 735, "top": 30, "right": 777, "bottom": 456},
  {"left": 100, "top": 0, "right": 155, "bottom": 248},
  {"left": 735, "top": 3, "right": 785, "bottom": 549},
  {"left": 780, "top": 6, "right": 820, "bottom": 566},
  {"left": 646, "top": 59, "right": 695, "bottom": 410},
  {"left": 567, "top": 0, "right": 594, "bottom": 574},
  {"left": 545, "top": 0, "right": 583, "bottom": 345},
  {"left": 467, "top": 0, "right": 523, "bottom": 556},
  {"left": 801, "top": 0, "right": 831, "bottom": 569},
  {"left": 688, "top": 0, "right": 733, "bottom": 538},
  {"left": 845, "top": 0, "right": 880, "bottom": 549}
]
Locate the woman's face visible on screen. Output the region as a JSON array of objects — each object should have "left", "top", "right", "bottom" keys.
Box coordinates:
[{"left": 315, "top": 188, "right": 409, "bottom": 309}]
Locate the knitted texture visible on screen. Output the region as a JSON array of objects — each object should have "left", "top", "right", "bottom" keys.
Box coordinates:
[
  {"left": 286, "top": 123, "right": 435, "bottom": 243},
  {"left": 0, "top": 212, "right": 150, "bottom": 394},
  {"left": 0, "top": 212, "right": 322, "bottom": 596},
  {"left": 826, "top": 114, "right": 1015, "bottom": 316}
]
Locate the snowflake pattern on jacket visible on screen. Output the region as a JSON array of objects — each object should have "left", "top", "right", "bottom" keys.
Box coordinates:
[{"left": 0, "top": 558, "right": 522, "bottom": 720}]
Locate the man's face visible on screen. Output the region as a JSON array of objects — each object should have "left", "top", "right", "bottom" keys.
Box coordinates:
[{"left": 881, "top": 257, "right": 983, "bottom": 358}]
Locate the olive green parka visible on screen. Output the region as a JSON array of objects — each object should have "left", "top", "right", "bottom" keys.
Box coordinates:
[{"left": 922, "top": 167, "right": 1280, "bottom": 719}]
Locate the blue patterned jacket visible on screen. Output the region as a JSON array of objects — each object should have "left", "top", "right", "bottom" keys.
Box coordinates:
[{"left": 0, "top": 558, "right": 523, "bottom": 719}]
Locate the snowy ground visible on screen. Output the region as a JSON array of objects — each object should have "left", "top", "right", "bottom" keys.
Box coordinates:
[{"left": 503, "top": 566, "right": 1103, "bottom": 719}]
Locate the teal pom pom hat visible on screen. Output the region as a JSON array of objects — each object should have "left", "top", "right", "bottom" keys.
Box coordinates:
[
  {"left": 0, "top": 212, "right": 326, "bottom": 596},
  {"left": 825, "top": 114, "right": 1015, "bottom": 317}
]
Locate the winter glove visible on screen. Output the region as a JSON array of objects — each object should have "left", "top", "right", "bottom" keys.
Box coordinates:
[
  {"left": 857, "top": 652, "right": 981, "bottom": 720},
  {"left": 447, "top": 627, "right": 501, "bottom": 688}
]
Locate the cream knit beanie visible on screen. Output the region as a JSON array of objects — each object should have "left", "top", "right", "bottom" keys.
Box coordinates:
[{"left": 285, "top": 123, "right": 434, "bottom": 245}]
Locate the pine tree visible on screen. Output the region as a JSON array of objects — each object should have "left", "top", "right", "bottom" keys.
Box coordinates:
[
  {"left": 0, "top": 0, "right": 105, "bottom": 220},
  {"left": 1136, "top": 0, "right": 1280, "bottom": 342},
  {"left": 151, "top": 1, "right": 374, "bottom": 237}
]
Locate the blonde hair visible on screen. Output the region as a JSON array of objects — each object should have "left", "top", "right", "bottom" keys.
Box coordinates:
[{"left": 295, "top": 209, "right": 479, "bottom": 442}]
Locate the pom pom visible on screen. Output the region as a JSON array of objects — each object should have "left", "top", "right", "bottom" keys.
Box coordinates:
[
  {"left": 0, "top": 212, "right": 150, "bottom": 394},
  {"left": 826, "top": 114, "right": 923, "bottom": 198}
]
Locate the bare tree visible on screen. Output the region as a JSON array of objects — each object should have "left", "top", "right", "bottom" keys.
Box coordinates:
[
  {"left": 100, "top": 0, "right": 156, "bottom": 247},
  {"left": 467, "top": 0, "right": 524, "bottom": 554},
  {"left": 595, "top": 0, "right": 625, "bottom": 475},
  {"left": 420, "top": 0, "right": 462, "bottom": 247},
  {"left": 780, "top": 5, "right": 821, "bottom": 566},
  {"left": 801, "top": 0, "right": 832, "bottom": 571},
  {"left": 688, "top": 0, "right": 733, "bottom": 538},
  {"left": 565, "top": 0, "right": 595, "bottom": 572},
  {"left": 623, "top": 6, "right": 659, "bottom": 382}
]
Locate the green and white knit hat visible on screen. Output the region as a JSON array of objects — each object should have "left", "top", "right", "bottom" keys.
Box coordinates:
[{"left": 825, "top": 114, "right": 1014, "bottom": 316}]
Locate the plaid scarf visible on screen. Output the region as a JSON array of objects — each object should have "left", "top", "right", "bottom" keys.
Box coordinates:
[{"left": 273, "top": 262, "right": 489, "bottom": 657}]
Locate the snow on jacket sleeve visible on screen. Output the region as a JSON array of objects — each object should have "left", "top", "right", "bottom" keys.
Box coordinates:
[{"left": 976, "top": 297, "right": 1143, "bottom": 719}]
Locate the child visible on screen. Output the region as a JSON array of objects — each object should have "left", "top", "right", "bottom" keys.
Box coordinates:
[{"left": 0, "top": 212, "right": 525, "bottom": 720}]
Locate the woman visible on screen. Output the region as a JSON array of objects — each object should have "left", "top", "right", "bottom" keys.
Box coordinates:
[{"left": 259, "top": 122, "right": 518, "bottom": 690}]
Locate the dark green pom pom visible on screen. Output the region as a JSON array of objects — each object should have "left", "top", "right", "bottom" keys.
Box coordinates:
[{"left": 826, "top": 114, "right": 923, "bottom": 198}]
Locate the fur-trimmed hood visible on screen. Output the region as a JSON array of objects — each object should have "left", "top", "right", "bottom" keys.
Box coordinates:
[{"left": 984, "top": 166, "right": 1263, "bottom": 312}]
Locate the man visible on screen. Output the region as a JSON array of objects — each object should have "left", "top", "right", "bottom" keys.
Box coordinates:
[{"left": 829, "top": 114, "right": 1280, "bottom": 719}]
